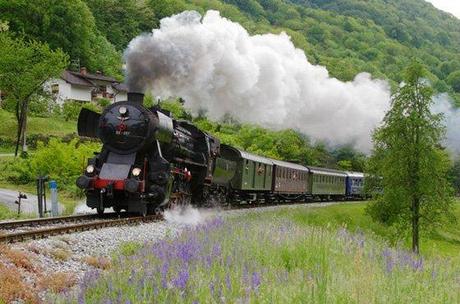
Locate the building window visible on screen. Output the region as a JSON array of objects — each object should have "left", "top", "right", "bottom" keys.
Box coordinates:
[{"left": 51, "top": 84, "right": 59, "bottom": 94}]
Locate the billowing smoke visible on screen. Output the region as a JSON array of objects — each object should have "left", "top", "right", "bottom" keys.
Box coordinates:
[
  {"left": 124, "top": 10, "right": 394, "bottom": 151},
  {"left": 432, "top": 94, "right": 460, "bottom": 154}
]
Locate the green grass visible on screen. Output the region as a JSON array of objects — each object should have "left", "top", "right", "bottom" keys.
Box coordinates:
[
  {"left": 0, "top": 204, "right": 34, "bottom": 220},
  {"left": 0, "top": 148, "right": 82, "bottom": 215},
  {"left": 57, "top": 212, "right": 460, "bottom": 303},
  {"left": 268, "top": 202, "right": 460, "bottom": 258},
  {"left": 0, "top": 109, "right": 76, "bottom": 141}
]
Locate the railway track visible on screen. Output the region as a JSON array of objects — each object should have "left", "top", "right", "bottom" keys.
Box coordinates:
[
  {"left": 0, "top": 214, "right": 163, "bottom": 244},
  {"left": 0, "top": 199, "right": 357, "bottom": 244}
]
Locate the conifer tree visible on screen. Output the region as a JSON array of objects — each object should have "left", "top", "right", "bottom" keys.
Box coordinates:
[{"left": 366, "top": 62, "right": 455, "bottom": 254}]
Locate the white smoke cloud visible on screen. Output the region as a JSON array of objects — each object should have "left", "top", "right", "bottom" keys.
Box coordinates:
[
  {"left": 124, "top": 10, "right": 392, "bottom": 152},
  {"left": 432, "top": 94, "right": 460, "bottom": 154}
]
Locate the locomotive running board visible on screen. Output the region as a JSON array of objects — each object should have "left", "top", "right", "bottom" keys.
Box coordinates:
[{"left": 78, "top": 108, "right": 101, "bottom": 138}]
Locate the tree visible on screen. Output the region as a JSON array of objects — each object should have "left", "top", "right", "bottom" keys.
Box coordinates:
[
  {"left": 366, "top": 62, "right": 454, "bottom": 254},
  {"left": 446, "top": 71, "right": 460, "bottom": 93},
  {"left": 0, "top": 0, "right": 121, "bottom": 77},
  {"left": 0, "top": 33, "right": 68, "bottom": 156}
]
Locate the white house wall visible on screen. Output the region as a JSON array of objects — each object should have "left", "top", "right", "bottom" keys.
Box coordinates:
[
  {"left": 45, "top": 79, "right": 92, "bottom": 104},
  {"left": 70, "top": 85, "right": 92, "bottom": 102}
]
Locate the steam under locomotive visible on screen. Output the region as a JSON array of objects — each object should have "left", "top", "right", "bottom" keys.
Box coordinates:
[{"left": 76, "top": 93, "right": 365, "bottom": 215}]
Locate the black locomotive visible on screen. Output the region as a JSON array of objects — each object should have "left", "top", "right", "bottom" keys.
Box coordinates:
[
  {"left": 76, "top": 93, "right": 365, "bottom": 215},
  {"left": 76, "top": 92, "right": 220, "bottom": 215}
]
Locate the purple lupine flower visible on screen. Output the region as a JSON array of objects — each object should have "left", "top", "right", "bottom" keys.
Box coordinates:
[
  {"left": 243, "top": 266, "right": 249, "bottom": 283},
  {"left": 172, "top": 269, "right": 190, "bottom": 290},
  {"left": 411, "top": 258, "right": 423, "bottom": 271},
  {"left": 251, "top": 272, "right": 261, "bottom": 290},
  {"left": 209, "top": 281, "right": 215, "bottom": 297},
  {"left": 212, "top": 243, "right": 222, "bottom": 257},
  {"left": 205, "top": 255, "right": 213, "bottom": 268},
  {"left": 77, "top": 292, "right": 85, "bottom": 304},
  {"left": 385, "top": 256, "right": 394, "bottom": 273},
  {"left": 161, "top": 262, "right": 169, "bottom": 289},
  {"left": 108, "top": 280, "right": 114, "bottom": 292},
  {"left": 225, "top": 274, "right": 232, "bottom": 290}
]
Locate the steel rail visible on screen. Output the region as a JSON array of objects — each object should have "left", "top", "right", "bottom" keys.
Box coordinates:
[
  {"left": 0, "top": 213, "right": 122, "bottom": 231},
  {"left": 0, "top": 214, "right": 162, "bottom": 244}
]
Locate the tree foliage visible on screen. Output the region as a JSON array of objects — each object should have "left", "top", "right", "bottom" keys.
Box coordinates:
[
  {"left": 0, "top": 32, "right": 68, "bottom": 156},
  {"left": 0, "top": 0, "right": 122, "bottom": 77},
  {"left": 366, "top": 62, "right": 455, "bottom": 253},
  {"left": 2, "top": 0, "right": 460, "bottom": 95}
]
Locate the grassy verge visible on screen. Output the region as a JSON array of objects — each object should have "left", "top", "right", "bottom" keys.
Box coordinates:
[
  {"left": 270, "top": 202, "right": 460, "bottom": 258},
  {"left": 0, "top": 204, "right": 34, "bottom": 220},
  {"left": 0, "top": 179, "right": 80, "bottom": 216},
  {"left": 0, "top": 109, "right": 76, "bottom": 140},
  {"left": 56, "top": 210, "right": 460, "bottom": 303}
]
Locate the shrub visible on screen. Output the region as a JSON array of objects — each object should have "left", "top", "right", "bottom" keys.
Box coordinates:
[
  {"left": 62, "top": 101, "right": 84, "bottom": 121},
  {"left": 29, "top": 95, "right": 59, "bottom": 118},
  {"left": 84, "top": 256, "right": 112, "bottom": 270},
  {"left": 3, "top": 138, "right": 100, "bottom": 195},
  {"left": 96, "top": 98, "right": 111, "bottom": 108},
  {"left": 62, "top": 100, "right": 101, "bottom": 121},
  {"left": 38, "top": 272, "right": 76, "bottom": 293},
  {"left": 0, "top": 263, "right": 37, "bottom": 303}
]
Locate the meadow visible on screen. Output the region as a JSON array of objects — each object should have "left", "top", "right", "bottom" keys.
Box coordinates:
[{"left": 59, "top": 203, "right": 460, "bottom": 303}]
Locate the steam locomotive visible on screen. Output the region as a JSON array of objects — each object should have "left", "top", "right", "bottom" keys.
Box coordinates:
[{"left": 76, "top": 93, "right": 365, "bottom": 215}]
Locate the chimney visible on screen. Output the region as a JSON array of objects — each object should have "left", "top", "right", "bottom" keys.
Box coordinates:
[
  {"left": 96, "top": 71, "right": 102, "bottom": 75},
  {"left": 127, "top": 92, "right": 144, "bottom": 104},
  {"left": 80, "top": 67, "right": 87, "bottom": 75}
]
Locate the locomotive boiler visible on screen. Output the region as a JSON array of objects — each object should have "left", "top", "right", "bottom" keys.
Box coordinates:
[{"left": 76, "top": 92, "right": 220, "bottom": 215}]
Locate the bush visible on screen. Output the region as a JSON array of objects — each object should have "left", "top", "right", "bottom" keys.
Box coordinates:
[
  {"left": 62, "top": 100, "right": 101, "bottom": 121},
  {"left": 29, "top": 95, "right": 60, "bottom": 117},
  {"left": 62, "top": 101, "right": 84, "bottom": 121},
  {"left": 96, "top": 98, "right": 111, "bottom": 108},
  {"left": 3, "top": 138, "right": 100, "bottom": 195}
]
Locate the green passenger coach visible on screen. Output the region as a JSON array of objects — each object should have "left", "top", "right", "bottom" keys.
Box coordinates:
[
  {"left": 307, "top": 167, "right": 347, "bottom": 198},
  {"left": 219, "top": 145, "right": 273, "bottom": 191}
]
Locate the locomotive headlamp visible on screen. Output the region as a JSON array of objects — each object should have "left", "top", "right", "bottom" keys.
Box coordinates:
[
  {"left": 86, "top": 165, "right": 95, "bottom": 174},
  {"left": 118, "top": 106, "right": 128, "bottom": 115},
  {"left": 132, "top": 167, "right": 141, "bottom": 177}
]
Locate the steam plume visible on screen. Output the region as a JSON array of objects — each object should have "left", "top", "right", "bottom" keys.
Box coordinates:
[
  {"left": 432, "top": 94, "right": 460, "bottom": 154},
  {"left": 124, "top": 10, "right": 459, "bottom": 153}
]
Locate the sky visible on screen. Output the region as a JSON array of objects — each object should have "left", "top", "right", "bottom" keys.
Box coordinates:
[{"left": 425, "top": 0, "right": 460, "bottom": 18}]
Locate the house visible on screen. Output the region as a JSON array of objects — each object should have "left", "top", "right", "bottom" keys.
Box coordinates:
[{"left": 45, "top": 67, "right": 128, "bottom": 105}]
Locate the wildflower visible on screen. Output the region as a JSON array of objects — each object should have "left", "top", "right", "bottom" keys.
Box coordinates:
[
  {"left": 209, "top": 281, "right": 215, "bottom": 297},
  {"left": 161, "top": 262, "right": 169, "bottom": 289},
  {"left": 225, "top": 274, "right": 232, "bottom": 290},
  {"left": 251, "top": 272, "right": 261, "bottom": 290},
  {"left": 172, "top": 269, "right": 190, "bottom": 290},
  {"left": 411, "top": 257, "right": 423, "bottom": 271},
  {"left": 212, "top": 243, "right": 222, "bottom": 257}
]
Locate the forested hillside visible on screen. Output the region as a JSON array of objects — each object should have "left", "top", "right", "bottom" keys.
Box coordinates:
[
  {"left": 1, "top": 0, "right": 460, "bottom": 171},
  {"left": 1, "top": 0, "right": 459, "bottom": 101}
]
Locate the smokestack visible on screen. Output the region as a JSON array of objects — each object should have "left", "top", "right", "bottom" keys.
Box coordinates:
[{"left": 128, "top": 92, "right": 144, "bottom": 104}]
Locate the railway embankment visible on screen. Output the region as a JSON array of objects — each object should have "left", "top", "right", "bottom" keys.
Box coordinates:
[
  {"left": 51, "top": 202, "right": 460, "bottom": 303},
  {"left": 1, "top": 202, "right": 459, "bottom": 303}
]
